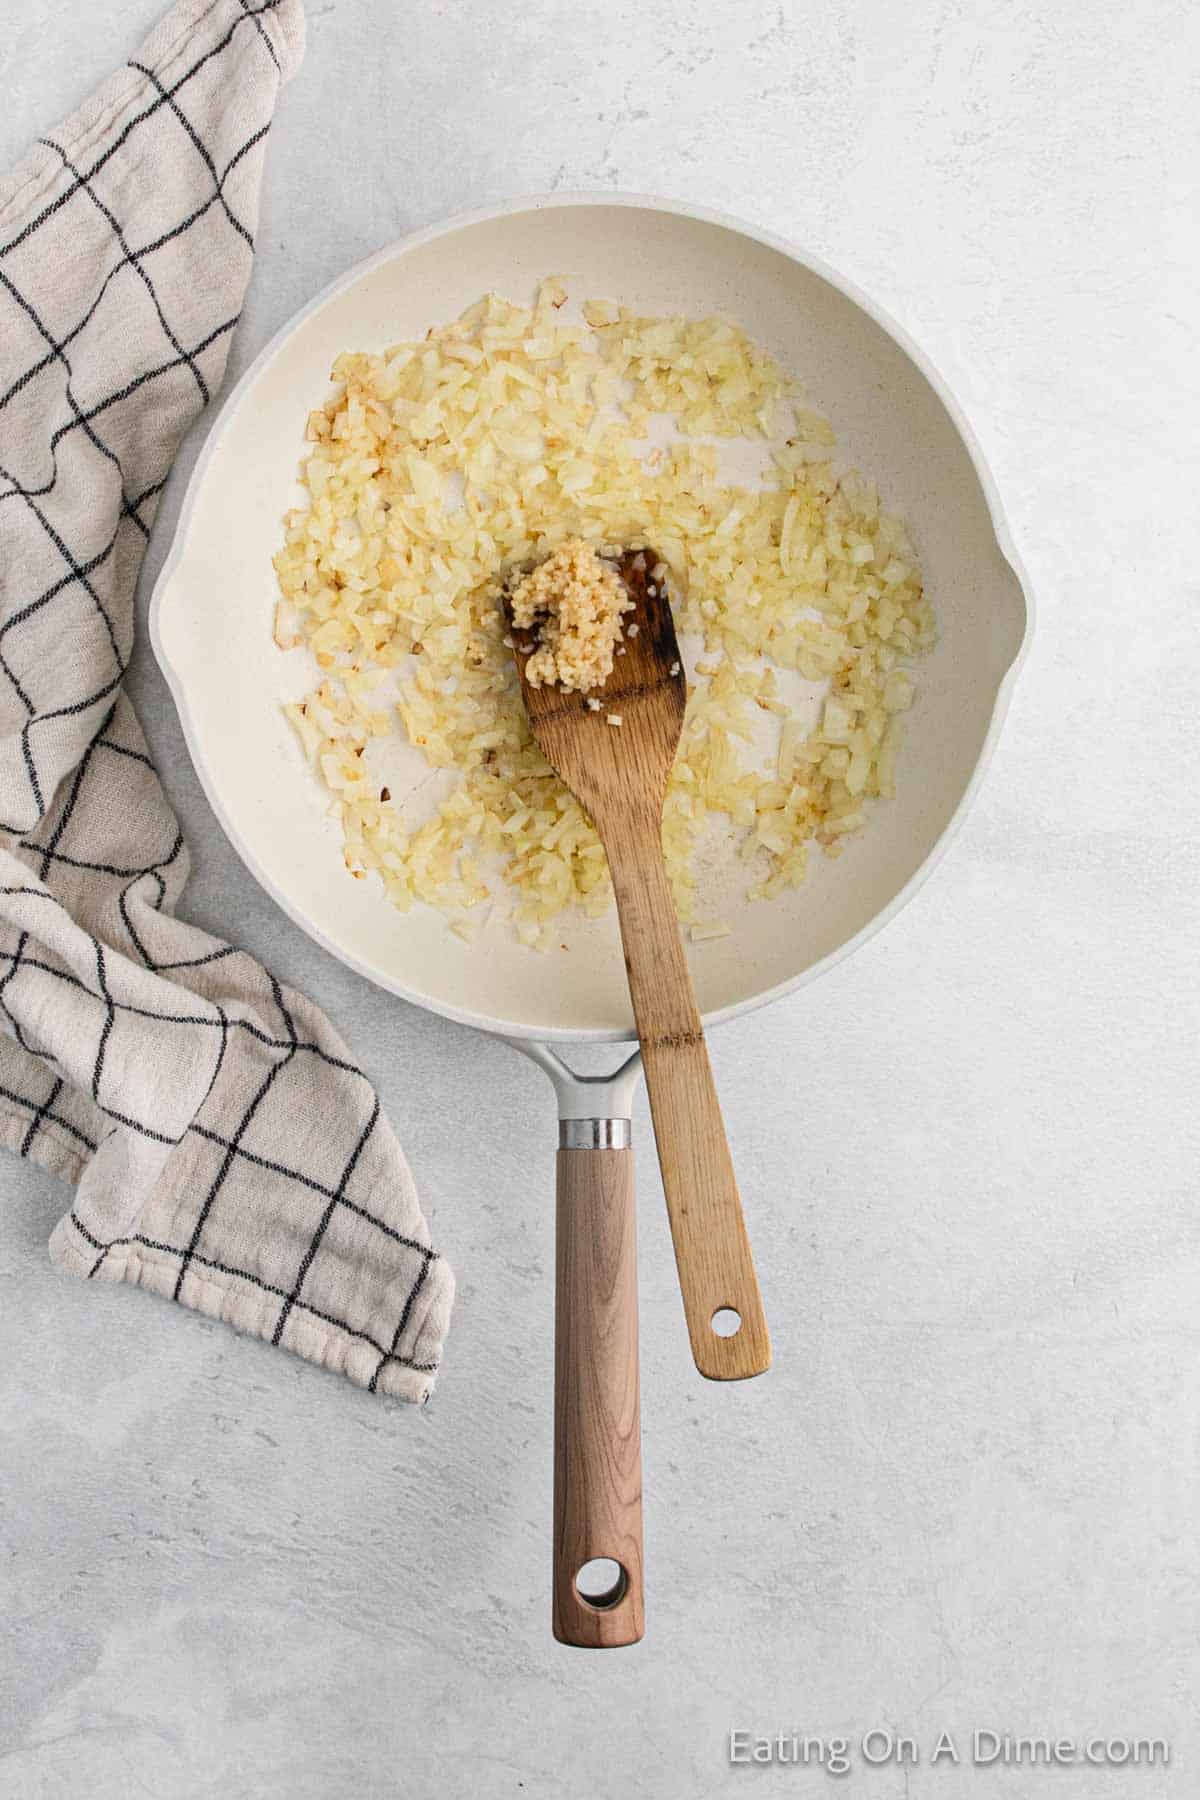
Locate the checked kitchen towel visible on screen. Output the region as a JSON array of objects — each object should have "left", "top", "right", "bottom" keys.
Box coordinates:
[{"left": 0, "top": 0, "right": 453, "bottom": 1401}]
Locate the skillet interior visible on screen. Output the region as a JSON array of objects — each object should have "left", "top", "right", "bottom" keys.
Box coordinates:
[{"left": 152, "top": 197, "right": 1028, "bottom": 1040}]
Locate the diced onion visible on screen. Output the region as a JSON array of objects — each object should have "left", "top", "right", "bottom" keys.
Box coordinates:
[{"left": 272, "top": 284, "right": 934, "bottom": 937}]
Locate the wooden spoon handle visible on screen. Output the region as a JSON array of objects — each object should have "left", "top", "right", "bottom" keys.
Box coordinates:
[
  {"left": 606, "top": 831, "right": 771, "bottom": 1380},
  {"left": 553, "top": 1146, "right": 644, "bottom": 1647}
]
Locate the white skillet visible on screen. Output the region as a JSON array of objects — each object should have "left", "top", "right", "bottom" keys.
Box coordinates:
[{"left": 150, "top": 194, "right": 1033, "bottom": 1645}]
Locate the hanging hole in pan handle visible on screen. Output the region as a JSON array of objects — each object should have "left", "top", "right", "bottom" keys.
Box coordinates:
[
  {"left": 575, "top": 1558, "right": 629, "bottom": 1611},
  {"left": 711, "top": 1307, "right": 742, "bottom": 1339}
]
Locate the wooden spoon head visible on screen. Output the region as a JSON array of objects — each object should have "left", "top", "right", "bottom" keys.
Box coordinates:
[{"left": 506, "top": 547, "right": 686, "bottom": 826}]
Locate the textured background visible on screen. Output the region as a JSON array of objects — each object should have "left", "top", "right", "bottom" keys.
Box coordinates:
[{"left": 1, "top": 2, "right": 1197, "bottom": 1796}]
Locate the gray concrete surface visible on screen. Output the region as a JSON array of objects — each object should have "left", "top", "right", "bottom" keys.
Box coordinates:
[{"left": 1, "top": 1, "right": 1197, "bottom": 1795}]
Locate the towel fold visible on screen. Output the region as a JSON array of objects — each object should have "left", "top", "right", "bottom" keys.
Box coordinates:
[{"left": 0, "top": 0, "right": 453, "bottom": 1402}]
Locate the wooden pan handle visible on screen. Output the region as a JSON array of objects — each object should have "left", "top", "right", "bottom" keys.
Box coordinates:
[
  {"left": 606, "top": 830, "right": 771, "bottom": 1381},
  {"left": 553, "top": 1145, "right": 644, "bottom": 1647}
]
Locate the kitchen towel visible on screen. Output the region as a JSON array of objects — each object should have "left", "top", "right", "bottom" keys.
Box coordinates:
[{"left": 0, "top": 0, "right": 453, "bottom": 1402}]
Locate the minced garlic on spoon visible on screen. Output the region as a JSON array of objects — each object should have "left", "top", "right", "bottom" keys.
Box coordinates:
[{"left": 509, "top": 539, "right": 634, "bottom": 692}]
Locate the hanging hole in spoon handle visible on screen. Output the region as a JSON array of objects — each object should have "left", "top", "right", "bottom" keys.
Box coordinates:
[{"left": 553, "top": 1139, "right": 644, "bottom": 1648}]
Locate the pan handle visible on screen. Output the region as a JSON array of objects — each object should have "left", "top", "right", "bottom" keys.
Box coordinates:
[{"left": 553, "top": 1119, "right": 644, "bottom": 1647}]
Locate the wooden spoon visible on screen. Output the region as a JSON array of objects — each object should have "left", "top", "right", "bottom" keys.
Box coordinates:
[{"left": 508, "top": 548, "right": 771, "bottom": 1383}]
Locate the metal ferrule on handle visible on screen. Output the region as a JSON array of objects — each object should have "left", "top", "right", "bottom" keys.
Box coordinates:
[{"left": 560, "top": 1118, "right": 632, "bottom": 1149}]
